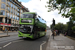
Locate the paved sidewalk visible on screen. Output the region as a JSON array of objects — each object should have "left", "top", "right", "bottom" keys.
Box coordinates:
[
  {"left": 0, "top": 31, "right": 18, "bottom": 33},
  {"left": 0, "top": 31, "right": 4, "bottom": 33},
  {"left": 46, "top": 31, "right": 75, "bottom": 50},
  {"left": 0, "top": 31, "right": 18, "bottom": 38}
]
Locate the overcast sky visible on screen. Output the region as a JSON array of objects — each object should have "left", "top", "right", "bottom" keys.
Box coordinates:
[{"left": 19, "top": 0, "right": 69, "bottom": 27}]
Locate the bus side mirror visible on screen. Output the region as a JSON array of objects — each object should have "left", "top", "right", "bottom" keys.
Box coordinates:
[{"left": 37, "top": 19, "right": 39, "bottom": 21}]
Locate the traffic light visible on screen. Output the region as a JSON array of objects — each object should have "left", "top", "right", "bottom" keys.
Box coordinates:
[{"left": 53, "top": 18, "right": 55, "bottom": 26}]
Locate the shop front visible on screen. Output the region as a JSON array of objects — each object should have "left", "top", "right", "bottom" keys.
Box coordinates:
[{"left": 0, "top": 23, "right": 19, "bottom": 31}]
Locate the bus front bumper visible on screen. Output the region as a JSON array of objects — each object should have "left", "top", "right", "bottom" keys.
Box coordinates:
[{"left": 18, "top": 31, "right": 33, "bottom": 39}]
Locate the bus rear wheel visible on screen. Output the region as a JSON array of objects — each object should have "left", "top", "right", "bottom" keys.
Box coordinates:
[{"left": 38, "top": 33, "right": 40, "bottom": 38}]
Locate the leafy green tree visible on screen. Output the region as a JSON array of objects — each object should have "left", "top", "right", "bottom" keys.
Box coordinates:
[
  {"left": 50, "top": 22, "right": 68, "bottom": 33},
  {"left": 67, "top": 21, "right": 74, "bottom": 30},
  {"left": 54, "top": 23, "right": 67, "bottom": 30},
  {"left": 67, "top": 17, "right": 75, "bottom": 30},
  {"left": 72, "top": 26, "right": 75, "bottom": 31},
  {"left": 63, "top": 24, "right": 68, "bottom": 31},
  {"left": 47, "top": 0, "right": 75, "bottom": 20}
]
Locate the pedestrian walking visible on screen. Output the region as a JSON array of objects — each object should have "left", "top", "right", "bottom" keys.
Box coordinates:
[
  {"left": 58, "top": 30, "right": 60, "bottom": 35},
  {"left": 2, "top": 28, "right": 5, "bottom": 32},
  {"left": 5, "top": 28, "right": 7, "bottom": 32},
  {"left": 52, "top": 30, "right": 55, "bottom": 39},
  {"left": 55, "top": 30, "right": 58, "bottom": 35},
  {"left": 64, "top": 32, "right": 67, "bottom": 36}
]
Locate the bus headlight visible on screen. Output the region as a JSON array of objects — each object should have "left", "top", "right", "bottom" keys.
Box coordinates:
[
  {"left": 20, "top": 25, "right": 24, "bottom": 28},
  {"left": 30, "top": 26, "right": 33, "bottom": 32}
]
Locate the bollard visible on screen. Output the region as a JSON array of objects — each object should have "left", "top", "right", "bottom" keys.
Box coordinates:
[{"left": 7, "top": 30, "right": 8, "bottom": 35}]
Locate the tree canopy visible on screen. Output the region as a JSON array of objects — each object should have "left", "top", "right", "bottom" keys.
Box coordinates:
[
  {"left": 50, "top": 23, "right": 68, "bottom": 31},
  {"left": 47, "top": 0, "right": 75, "bottom": 20}
]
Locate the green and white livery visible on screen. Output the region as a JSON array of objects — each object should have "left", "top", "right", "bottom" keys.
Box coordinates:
[{"left": 18, "top": 12, "right": 46, "bottom": 39}]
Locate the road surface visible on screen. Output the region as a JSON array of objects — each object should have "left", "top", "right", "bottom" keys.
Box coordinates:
[{"left": 0, "top": 30, "right": 51, "bottom": 50}]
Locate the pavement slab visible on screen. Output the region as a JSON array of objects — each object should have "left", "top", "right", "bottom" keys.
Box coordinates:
[
  {"left": 0, "top": 35, "right": 10, "bottom": 38},
  {"left": 46, "top": 32, "right": 75, "bottom": 50},
  {"left": 0, "top": 32, "right": 18, "bottom": 38}
]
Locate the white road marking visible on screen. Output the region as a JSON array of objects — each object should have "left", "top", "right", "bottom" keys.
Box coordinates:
[
  {"left": 3, "top": 42, "right": 12, "bottom": 48},
  {"left": 2, "top": 40, "right": 23, "bottom": 48},
  {"left": 40, "top": 41, "right": 46, "bottom": 50},
  {"left": 50, "top": 41, "right": 58, "bottom": 50}
]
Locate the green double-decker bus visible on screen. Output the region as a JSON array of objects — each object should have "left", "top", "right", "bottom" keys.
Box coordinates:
[{"left": 18, "top": 12, "right": 46, "bottom": 39}]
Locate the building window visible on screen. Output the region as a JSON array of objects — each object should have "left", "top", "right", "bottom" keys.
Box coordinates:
[
  {"left": 1, "top": 3, "right": 5, "bottom": 9},
  {"left": 0, "top": 10, "right": 5, "bottom": 15},
  {"left": 12, "top": 9, "right": 13, "bottom": 13},
  {"left": 15, "top": 11, "right": 16, "bottom": 15},
  {"left": 18, "top": 17, "right": 19, "bottom": 20},
  {"left": 17, "top": 13, "right": 19, "bottom": 16},
  {"left": 7, "top": 19, "right": 9, "bottom": 23},
  {"left": 7, "top": 13, "right": 10, "bottom": 17},
  {"left": 16, "top": 7, "right": 18, "bottom": 10},
  {"left": 8, "top": 7, "right": 10, "bottom": 11},
  {"left": 7, "top": 1, "right": 10, "bottom": 6},
  {"left": 11, "top": 3, "right": 13, "bottom": 8},
  {"left": 12, "top": 20, "right": 14, "bottom": 23},
  {"left": 13, "top": 15, "right": 15, "bottom": 19},
  {"left": 1, "top": 0, "right": 6, "bottom": 2},
  {"left": 10, "top": 0, "right": 12, "bottom": 2},
  {"left": 21, "top": 10, "right": 23, "bottom": 13},
  {"left": 13, "top": 10, "right": 15, "bottom": 14},
  {"left": 10, "top": 14, "right": 12, "bottom": 18},
  {"left": 12, "top": 10, "right": 14, "bottom": 14},
  {"left": 15, "top": 6, "right": 17, "bottom": 10},
  {"left": 10, "top": 14, "right": 11, "bottom": 18},
  {"left": 7, "top": 2, "right": 10, "bottom": 5},
  {"left": 16, "top": 11, "right": 17, "bottom": 15},
  {"left": 17, "top": 17, "right": 19, "bottom": 20},
  {"left": 17, "top": 17, "right": 18, "bottom": 20},
  {"left": 13, "top": 5, "right": 15, "bottom": 8},
  {"left": 13, "top": 5, "right": 15, "bottom": 9},
  {"left": 11, "top": 9, "right": 13, "bottom": 13},
  {"left": 17, "top": 8, "right": 20, "bottom": 12},
  {"left": 15, "top": 16, "right": 16, "bottom": 20}
]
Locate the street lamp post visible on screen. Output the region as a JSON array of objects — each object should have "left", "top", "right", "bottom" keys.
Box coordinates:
[
  {"left": 52, "top": 18, "right": 55, "bottom": 39},
  {"left": 6, "top": 18, "right": 9, "bottom": 35},
  {"left": 7, "top": 27, "right": 8, "bottom": 35}
]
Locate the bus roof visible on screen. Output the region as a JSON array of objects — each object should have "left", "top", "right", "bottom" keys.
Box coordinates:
[{"left": 23, "top": 12, "right": 36, "bottom": 14}]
